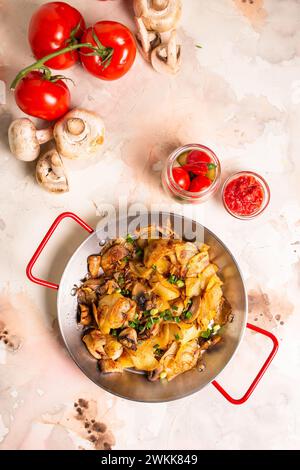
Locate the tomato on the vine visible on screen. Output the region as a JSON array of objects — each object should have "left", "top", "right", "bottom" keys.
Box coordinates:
[
  {"left": 172, "top": 167, "right": 190, "bottom": 191},
  {"left": 80, "top": 21, "right": 136, "bottom": 81},
  {"left": 28, "top": 1, "right": 86, "bottom": 70},
  {"left": 14, "top": 71, "right": 70, "bottom": 121}
]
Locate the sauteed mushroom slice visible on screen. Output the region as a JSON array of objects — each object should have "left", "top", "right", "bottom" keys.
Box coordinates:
[
  {"left": 78, "top": 304, "right": 92, "bottom": 326},
  {"left": 53, "top": 108, "right": 105, "bottom": 159},
  {"left": 36, "top": 149, "right": 69, "bottom": 193},
  {"left": 134, "top": 0, "right": 182, "bottom": 33},
  {"left": 101, "top": 244, "right": 129, "bottom": 274},
  {"left": 87, "top": 255, "right": 102, "bottom": 278},
  {"left": 82, "top": 329, "right": 106, "bottom": 359},
  {"left": 8, "top": 118, "right": 53, "bottom": 162},
  {"left": 119, "top": 327, "right": 138, "bottom": 351}
]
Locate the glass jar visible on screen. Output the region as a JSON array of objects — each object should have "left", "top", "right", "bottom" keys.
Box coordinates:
[
  {"left": 161, "top": 144, "right": 221, "bottom": 203},
  {"left": 222, "top": 171, "right": 270, "bottom": 220}
]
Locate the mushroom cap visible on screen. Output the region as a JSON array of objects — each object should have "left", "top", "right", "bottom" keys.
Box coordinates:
[
  {"left": 36, "top": 149, "right": 69, "bottom": 193},
  {"left": 8, "top": 118, "right": 40, "bottom": 162},
  {"left": 134, "top": 0, "right": 182, "bottom": 33},
  {"left": 53, "top": 108, "right": 105, "bottom": 160}
]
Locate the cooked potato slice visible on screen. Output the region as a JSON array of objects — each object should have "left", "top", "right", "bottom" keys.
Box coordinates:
[
  {"left": 153, "top": 279, "right": 180, "bottom": 301},
  {"left": 186, "top": 252, "right": 210, "bottom": 277},
  {"left": 185, "top": 277, "right": 202, "bottom": 297}
]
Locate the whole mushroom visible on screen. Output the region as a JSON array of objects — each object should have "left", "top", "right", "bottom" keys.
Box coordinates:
[
  {"left": 134, "top": 0, "right": 182, "bottom": 33},
  {"left": 36, "top": 149, "right": 69, "bottom": 193},
  {"left": 53, "top": 109, "right": 105, "bottom": 160},
  {"left": 8, "top": 118, "right": 53, "bottom": 162}
]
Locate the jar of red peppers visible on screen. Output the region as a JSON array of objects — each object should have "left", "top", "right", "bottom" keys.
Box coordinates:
[
  {"left": 222, "top": 171, "right": 270, "bottom": 219},
  {"left": 162, "top": 144, "right": 221, "bottom": 203}
]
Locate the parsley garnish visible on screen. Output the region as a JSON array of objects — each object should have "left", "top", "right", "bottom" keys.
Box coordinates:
[
  {"left": 175, "top": 334, "right": 180, "bottom": 341},
  {"left": 125, "top": 234, "right": 134, "bottom": 244}
]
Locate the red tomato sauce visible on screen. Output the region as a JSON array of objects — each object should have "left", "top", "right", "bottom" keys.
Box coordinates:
[{"left": 224, "top": 175, "right": 264, "bottom": 216}]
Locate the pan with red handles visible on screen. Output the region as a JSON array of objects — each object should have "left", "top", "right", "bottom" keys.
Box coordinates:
[{"left": 26, "top": 211, "right": 278, "bottom": 403}]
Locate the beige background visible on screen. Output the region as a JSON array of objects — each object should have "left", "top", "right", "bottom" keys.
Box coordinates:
[{"left": 0, "top": 0, "right": 299, "bottom": 449}]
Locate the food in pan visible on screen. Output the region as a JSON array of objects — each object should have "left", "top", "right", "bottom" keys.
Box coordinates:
[{"left": 76, "top": 230, "right": 232, "bottom": 381}]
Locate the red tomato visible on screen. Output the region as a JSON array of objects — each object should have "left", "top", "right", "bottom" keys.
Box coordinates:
[
  {"left": 189, "top": 175, "right": 212, "bottom": 192},
  {"left": 172, "top": 167, "right": 190, "bottom": 190},
  {"left": 80, "top": 21, "right": 136, "bottom": 81},
  {"left": 28, "top": 2, "right": 86, "bottom": 70},
  {"left": 14, "top": 71, "right": 70, "bottom": 121},
  {"left": 187, "top": 150, "right": 212, "bottom": 165},
  {"left": 181, "top": 163, "right": 208, "bottom": 175}
]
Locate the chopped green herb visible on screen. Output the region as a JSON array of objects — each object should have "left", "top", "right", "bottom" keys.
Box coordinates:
[
  {"left": 125, "top": 234, "right": 134, "bottom": 244},
  {"left": 111, "top": 329, "right": 118, "bottom": 337},
  {"left": 152, "top": 264, "right": 157, "bottom": 270},
  {"left": 123, "top": 256, "right": 130, "bottom": 263},
  {"left": 174, "top": 316, "right": 180, "bottom": 323},
  {"left": 145, "top": 318, "right": 154, "bottom": 329},
  {"left": 121, "top": 289, "right": 131, "bottom": 297},
  {"left": 175, "top": 334, "right": 180, "bottom": 341},
  {"left": 136, "top": 248, "right": 143, "bottom": 258},
  {"left": 172, "top": 305, "right": 178, "bottom": 311},
  {"left": 176, "top": 279, "right": 185, "bottom": 288},
  {"left": 153, "top": 344, "right": 159, "bottom": 349},
  {"left": 118, "top": 275, "right": 125, "bottom": 286},
  {"left": 150, "top": 308, "right": 159, "bottom": 316},
  {"left": 156, "top": 349, "right": 164, "bottom": 357},
  {"left": 185, "top": 311, "right": 192, "bottom": 319},
  {"left": 168, "top": 274, "right": 177, "bottom": 284},
  {"left": 143, "top": 310, "right": 151, "bottom": 317},
  {"left": 196, "top": 44, "right": 202, "bottom": 49},
  {"left": 207, "top": 163, "right": 217, "bottom": 170},
  {"left": 212, "top": 324, "right": 221, "bottom": 335},
  {"left": 201, "top": 329, "right": 212, "bottom": 339}
]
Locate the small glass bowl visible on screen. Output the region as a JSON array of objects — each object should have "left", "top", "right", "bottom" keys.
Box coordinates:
[
  {"left": 222, "top": 171, "right": 270, "bottom": 220},
  {"left": 161, "top": 144, "right": 221, "bottom": 204}
]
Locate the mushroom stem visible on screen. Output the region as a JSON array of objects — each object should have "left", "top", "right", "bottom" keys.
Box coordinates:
[
  {"left": 36, "top": 149, "right": 69, "bottom": 193},
  {"left": 36, "top": 127, "right": 53, "bottom": 144},
  {"left": 66, "top": 118, "right": 86, "bottom": 136}
]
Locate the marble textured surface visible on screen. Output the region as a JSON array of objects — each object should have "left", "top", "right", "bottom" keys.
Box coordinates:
[{"left": 0, "top": 0, "right": 299, "bottom": 450}]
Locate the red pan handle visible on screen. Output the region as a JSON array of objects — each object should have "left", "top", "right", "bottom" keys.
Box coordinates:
[
  {"left": 212, "top": 322, "right": 279, "bottom": 404},
  {"left": 26, "top": 212, "right": 94, "bottom": 290}
]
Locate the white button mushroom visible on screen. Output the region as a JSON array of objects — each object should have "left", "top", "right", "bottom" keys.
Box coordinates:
[
  {"left": 8, "top": 118, "right": 53, "bottom": 162},
  {"left": 53, "top": 109, "right": 105, "bottom": 160},
  {"left": 151, "top": 30, "right": 181, "bottom": 74},
  {"left": 134, "top": 0, "right": 182, "bottom": 33},
  {"left": 36, "top": 149, "right": 69, "bottom": 193},
  {"left": 135, "top": 16, "right": 161, "bottom": 62}
]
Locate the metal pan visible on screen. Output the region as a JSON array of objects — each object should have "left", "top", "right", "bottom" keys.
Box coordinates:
[{"left": 26, "top": 211, "right": 278, "bottom": 403}]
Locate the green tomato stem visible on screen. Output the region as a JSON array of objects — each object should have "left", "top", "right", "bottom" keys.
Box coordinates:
[{"left": 10, "top": 42, "right": 96, "bottom": 90}]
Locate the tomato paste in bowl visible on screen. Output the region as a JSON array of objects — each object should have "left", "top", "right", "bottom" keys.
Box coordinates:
[{"left": 222, "top": 171, "right": 270, "bottom": 219}]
